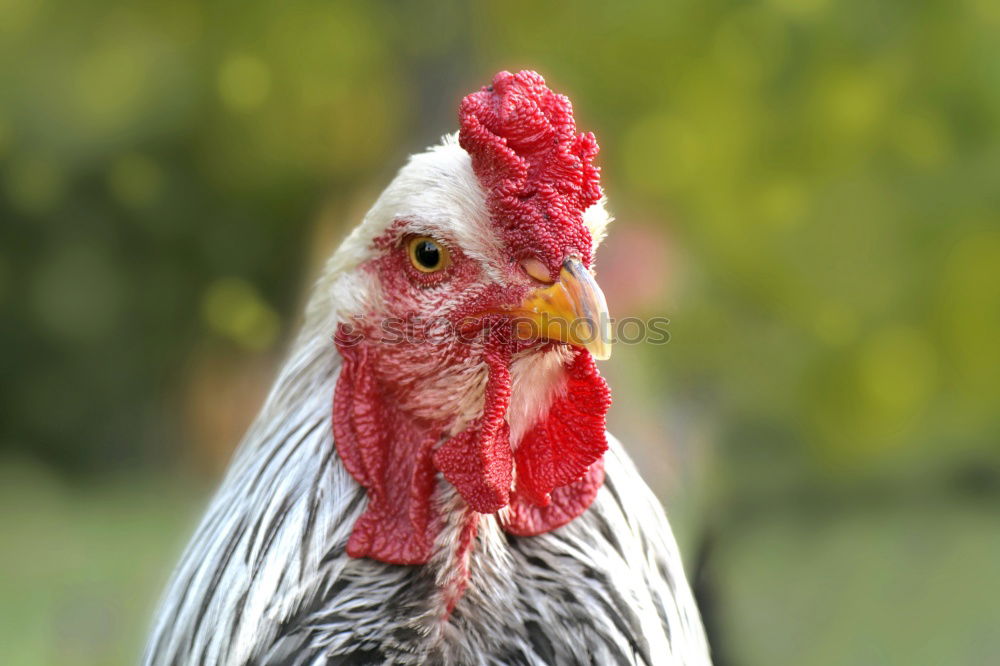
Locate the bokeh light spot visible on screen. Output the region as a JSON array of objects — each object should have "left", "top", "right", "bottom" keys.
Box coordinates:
[
  {"left": 201, "top": 277, "right": 280, "bottom": 351},
  {"left": 823, "top": 74, "right": 885, "bottom": 138},
  {"left": 858, "top": 325, "right": 937, "bottom": 427},
  {"left": 76, "top": 42, "right": 149, "bottom": 131},
  {"left": 217, "top": 54, "right": 272, "bottom": 112},
  {"left": 0, "top": 0, "right": 41, "bottom": 36},
  {"left": 814, "top": 302, "right": 858, "bottom": 346},
  {"left": 969, "top": 0, "right": 1000, "bottom": 25},
  {"left": 757, "top": 178, "right": 808, "bottom": 229}
]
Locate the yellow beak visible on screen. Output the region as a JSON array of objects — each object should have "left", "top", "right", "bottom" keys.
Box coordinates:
[{"left": 513, "top": 258, "right": 612, "bottom": 360}]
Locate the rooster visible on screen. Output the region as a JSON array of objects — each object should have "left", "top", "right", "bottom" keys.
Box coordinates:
[{"left": 145, "top": 70, "right": 711, "bottom": 666}]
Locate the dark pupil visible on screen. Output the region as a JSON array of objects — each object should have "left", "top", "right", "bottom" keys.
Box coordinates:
[{"left": 414, "top": 241, "right": 440, "bottom": 268}]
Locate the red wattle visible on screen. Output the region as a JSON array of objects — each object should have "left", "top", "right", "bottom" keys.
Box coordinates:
[
  {"left": 504, "top": 348, "right": 611, "bottom": 534},
  {"left": 503, "top": 460, "right": 606, "bottom": 537},
  {"left": 333, "top": 328, "right": 438, "bottom": 565},
  {"left": 432, "top": 342, "right": 514, "bottom": 513},
  {"left": 334, "top": 328, "right": 612, "bottom": 564}
]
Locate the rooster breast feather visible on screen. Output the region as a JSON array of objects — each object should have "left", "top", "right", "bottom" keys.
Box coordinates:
[{"left": 144, "top": 324, "right": 709, "bottom": 664}]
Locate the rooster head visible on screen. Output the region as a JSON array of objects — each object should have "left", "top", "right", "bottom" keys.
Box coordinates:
[{"left": 324, "top": 71, "right": 614, "bottom": 565}]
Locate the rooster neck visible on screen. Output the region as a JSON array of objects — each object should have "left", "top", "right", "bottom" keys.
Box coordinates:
[
  {"left": 426, "top": 484, "right": 502, "bottom": 625},
  {"left": 422, "top": 346, "right": 574, "bottom": 618}
]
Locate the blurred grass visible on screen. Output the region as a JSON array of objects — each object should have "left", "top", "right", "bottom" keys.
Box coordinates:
[
  {"left": 0, "top": 459, "right": 205, "bottom": 666},
  {"left": 714, "top": 493, "right": 1000, "bottom": 666}
]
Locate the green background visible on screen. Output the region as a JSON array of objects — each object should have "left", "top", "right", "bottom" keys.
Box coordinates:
[{"left": 2, "top": 0, "right": 998, "bottom": 664}]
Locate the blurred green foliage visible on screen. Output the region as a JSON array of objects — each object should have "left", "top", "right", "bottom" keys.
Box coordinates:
[
  {"left": 1, "top": 0, "right": 999, "bottom": 665},
  {"left": 0, "top": 461, "right": 203, "bottom": 666}
]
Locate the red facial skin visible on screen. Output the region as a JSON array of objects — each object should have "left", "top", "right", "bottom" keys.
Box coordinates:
[{"left": 332, "top": 71, "right": 611, "bottom": 568}]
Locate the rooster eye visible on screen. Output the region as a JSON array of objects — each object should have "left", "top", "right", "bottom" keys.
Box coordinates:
[{"left": 407, "top": 236, "right": 451, "bottom": 273}]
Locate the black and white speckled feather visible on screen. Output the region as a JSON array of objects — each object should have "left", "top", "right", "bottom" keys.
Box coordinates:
[{"left": 144, "top": 330, "right": 709, "bottom": 665}]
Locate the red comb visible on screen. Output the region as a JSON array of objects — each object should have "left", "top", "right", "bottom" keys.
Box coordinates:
[{"left": 458, "top": 70, "right": 602, "bottom": 275}]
